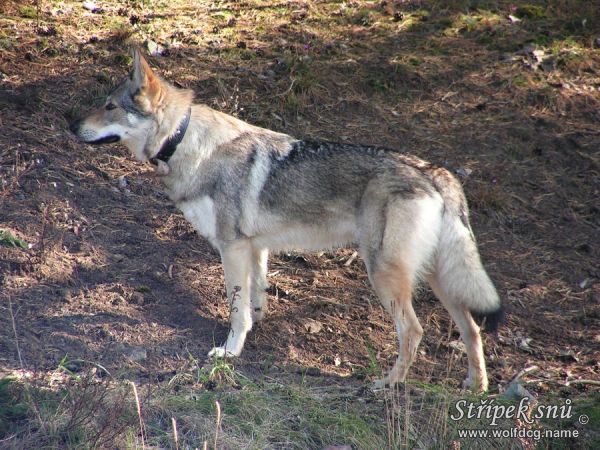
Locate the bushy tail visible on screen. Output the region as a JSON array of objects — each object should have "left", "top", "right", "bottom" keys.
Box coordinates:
[{"left": 431, "top": 170, "right": 504, "bottom": 332}]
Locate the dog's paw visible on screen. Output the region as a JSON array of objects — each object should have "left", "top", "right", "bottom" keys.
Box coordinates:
[
  {"left": 462, "top": 377, "right": 488, "bottom": 393},
  {"left": 208, "top": 346, "right": 238, "bottom": 359}
]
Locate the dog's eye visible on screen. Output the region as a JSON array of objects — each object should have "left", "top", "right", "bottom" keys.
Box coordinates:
[{"left": 105, "top": 103, "right": 117, "bottom": 111}]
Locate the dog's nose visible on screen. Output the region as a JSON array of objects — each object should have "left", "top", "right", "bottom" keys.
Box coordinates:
[{"left": 69, "top": 119, "right": 81, "bottom": 134}]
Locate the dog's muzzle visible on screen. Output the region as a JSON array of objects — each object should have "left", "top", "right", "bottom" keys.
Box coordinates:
[{"left": 69, "top": 120, "right": 120, "bottom": 145}]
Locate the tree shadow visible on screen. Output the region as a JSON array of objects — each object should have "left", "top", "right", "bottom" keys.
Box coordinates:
[{"left": 1, "top": 0, "right": 599, "bottom": 390}]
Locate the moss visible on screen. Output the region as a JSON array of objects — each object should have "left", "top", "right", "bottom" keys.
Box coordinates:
[
  {"left": 516, "top": 5, "right": 546, "bottom": 19},
  {"left": 18, "top": 5, "right": 38, "bottom": 19},
  {"left": 114, "top": 53, "right": 133, "bottom": 67}
]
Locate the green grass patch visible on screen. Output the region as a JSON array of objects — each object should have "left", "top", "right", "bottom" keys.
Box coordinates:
[
  {"left": 443, "top": 10, "right": 504, "bottom": 37},
  {"left": 18, "top": 5, "right": 37, "bottom": 19},
  {"left": 0, "top": 229, "right": 28, "bottom": 249},
  {"left": 152, "top": 381, "right": 388, "bottom": 449},
  {"left": 0, "top": 374, "right": 138, "bottom": 448},
  {"left": 5, "top": 367, "right": 599, "bottom": 449},
  {"left": 0, "top": 377, "right": 30, "bottom": 438},
  {"left": 353, "top": 338, "right": 382, "bottom": 380},
  {"left": 135, "top": 285, "right": 152, "bottom": 294},
  {"left": 516, "top": 4, "right": 546, "bottom": 20}
]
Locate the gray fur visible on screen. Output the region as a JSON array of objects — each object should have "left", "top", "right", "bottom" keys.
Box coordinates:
[{"left": 70, "top": 50, "right": 503, "bottom": 392}]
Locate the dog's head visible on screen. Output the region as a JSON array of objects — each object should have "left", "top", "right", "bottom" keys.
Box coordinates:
[{"left": 70, "top": 49, "right": 192, "bottom": 163}]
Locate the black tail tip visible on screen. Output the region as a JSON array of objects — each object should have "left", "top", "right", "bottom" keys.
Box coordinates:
[
  {"left": 473, "top": 306, "right": 505, "bottom": 334},
  {"left": 69, "top": 119, "right": 81, "bottom": 134}
]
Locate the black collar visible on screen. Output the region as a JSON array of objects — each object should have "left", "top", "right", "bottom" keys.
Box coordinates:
[{"left": 149, "top": 107, "right": 191, "bottom": 166}]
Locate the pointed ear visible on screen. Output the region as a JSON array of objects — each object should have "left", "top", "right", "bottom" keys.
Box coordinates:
[{"left": 130, "top": 48, "right": 163, "bottom": 111}]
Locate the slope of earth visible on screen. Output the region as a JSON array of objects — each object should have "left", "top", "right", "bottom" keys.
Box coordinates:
[{"left": 1, "top": 1, "right": 599, "bottom": 448}]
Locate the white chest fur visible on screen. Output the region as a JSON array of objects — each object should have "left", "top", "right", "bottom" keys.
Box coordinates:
[{"left": 177, "top": 196, "right": 217, "bottom": 243}]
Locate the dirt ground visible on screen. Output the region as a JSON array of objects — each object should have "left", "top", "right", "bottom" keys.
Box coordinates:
[{"left": 1, "top": 0, "right": 599, "bottom": 421}]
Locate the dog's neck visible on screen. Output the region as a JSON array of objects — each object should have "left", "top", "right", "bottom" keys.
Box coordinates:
[{"left": 149, "top": 107, "right": 191, "bottom": 168}]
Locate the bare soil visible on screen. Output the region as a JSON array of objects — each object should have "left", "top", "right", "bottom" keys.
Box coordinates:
[{"left": 1, "top": 0, "right": 599, "bottom": 420}]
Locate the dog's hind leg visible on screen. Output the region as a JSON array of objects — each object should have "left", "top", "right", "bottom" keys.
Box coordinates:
[
  {"left": 426, "top": 274, "right": 488, "bottom": 392},
  {"left": 361, "top": 195, "right": 443, "bottom": 389},
  {"left": 250, "top": 246, "right": 269, "bottom": 322},
  {"left": 209, "top": 240, "right": 253, "bottom": 358},
  {"left": 368, "top": 260, "right": 423, "bottom": 389}
]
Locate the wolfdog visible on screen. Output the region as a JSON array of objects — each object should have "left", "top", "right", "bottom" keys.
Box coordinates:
[{"left": 70, "top": 50, "right": 503, "bottom": 392}]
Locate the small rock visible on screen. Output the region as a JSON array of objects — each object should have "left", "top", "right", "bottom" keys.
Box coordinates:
[
  {"left": 455, "top": 167, "right": 473, "bottom": 178},
  {"left": 501, "top": 380, "right": 535, "bottom": 402},
  {"left": 131, "top": 292, "right": 145, "bottom": 305},
  {"left": 540, "top": 57, "right": 557, "bottom": 72},
  {"left": 82, "top": 1, "right": 103, "bottom": 13},
  {"left": 126, "top": 346, "right": 147, "bottom": 362},
  {"left": 507, "top": 14, "right": 521, "bottom": 23},
  {"left": 117, "top": 175, "right": 128, "bottom": 189},
  {"left": 146, "top": 39, "right": 165, "bottom": 57},
  {"left": 37, "top": 25, "right": 57, "bottom": 36},
  {"left": 82, "top": 2, "right": 97, "bottom": 11},
  {"left": 288, "top": 345, "right": 299, "bottom": 360},
  {"left": 518, "top": 337, "right": 534, "bottom": 353},
  {"left": 304, "top": 367, "right": 321, "bottom": 376},
  {"left": 557, "top": 351, "right": 578, "bottom": 363},
  {"left": 112, "top": 253, "right": 125, "bottom": 262},
  {"left": 291, "top": 10, "right": 308, "bottom": 22},
  {"left": 303, "top": 319, "right": 323, "bottom": 334},
  {"left": 532, "top": 49, "right": 546, "bottom": 63},
  {"left": 448, "top": 340, "right": 467, "bottom": 354},
  {"left": 61, "top": 289, "right": 72, "bottom": 302},
  {"left": 63, "top": 360, "right": 83, "bottom": 372}
]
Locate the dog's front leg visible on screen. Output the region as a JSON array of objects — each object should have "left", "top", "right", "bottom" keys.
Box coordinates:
[
  {"left": 250, "top": 247, "right": 269, "bottom": 322},
  {"left": 208, "top": 240, "right": 253, "bottom": 358}
]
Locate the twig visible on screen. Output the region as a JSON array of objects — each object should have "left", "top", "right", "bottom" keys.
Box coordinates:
[
  {"left": 9, "top": 297, "right": 24, "bottom": 368},
  {"left": 344, "top": 251, "right": 358, "bottom": 267},
  {"left": 131, "top": 382, "right": 146, "bottom": 450},
  {"left": 9, "top": 297, "right": 44, "bottom": 428},
  {"left": 214, "top": 400, "right": 222, "bottom": 450},
  {"left": 525, "top": 378, "right": 600, "bottom": 388},
  {"left": 0, "top": 433, "right": 18, "bottom": 444},
  {"left": 172, "top": 417, "right": 179, "bottom": 450},
  {"left": 58, "top": 358, "right": 112, "bottom": 378},
  {"left": 276, "top": 78, "right": 296, "bottom": 97},
  {"left": 565, "top": 379, "right": 600, "bottom": 387},
  {"left": 508, "top": 365, "right": 539, "bottom": 384}
]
